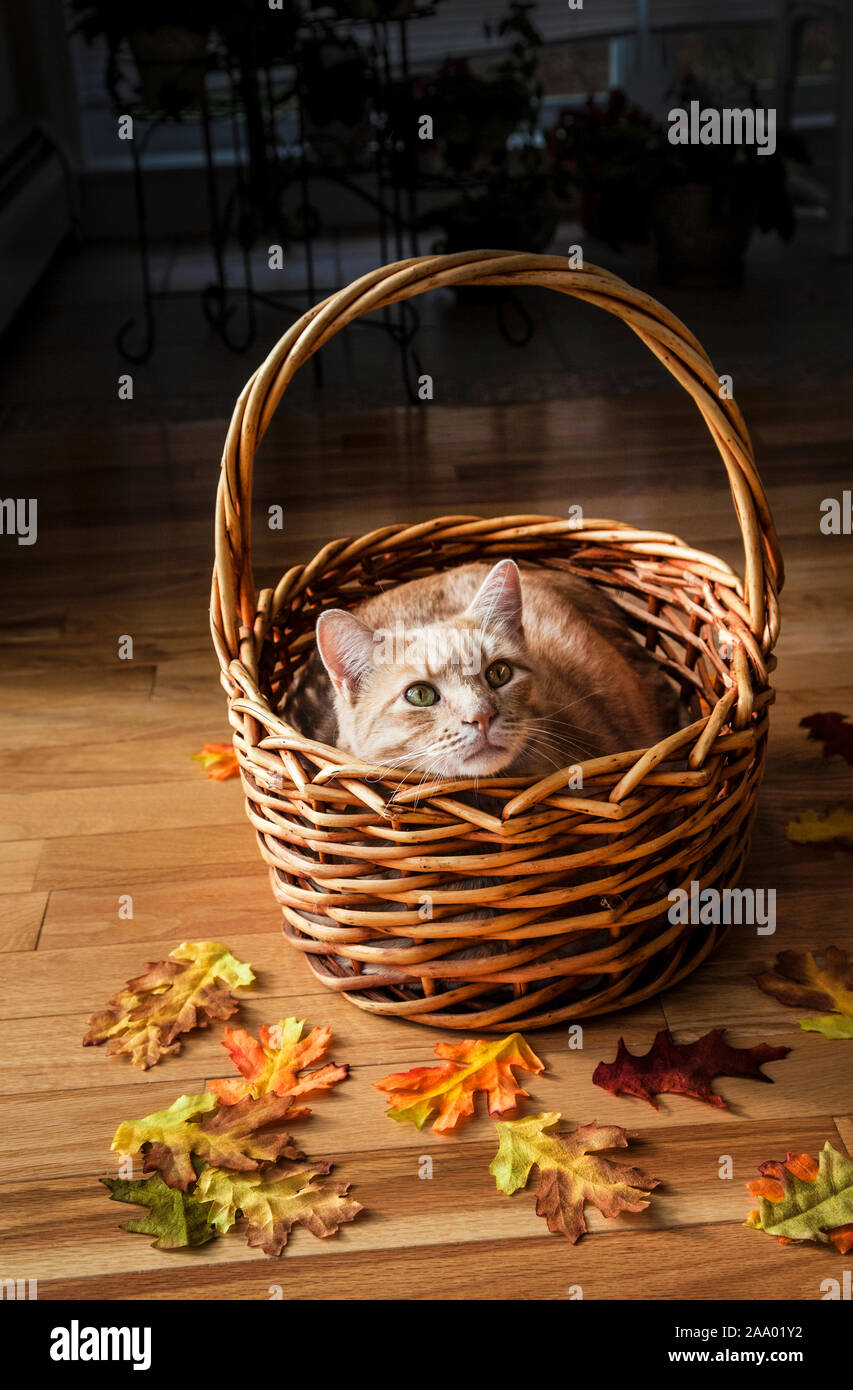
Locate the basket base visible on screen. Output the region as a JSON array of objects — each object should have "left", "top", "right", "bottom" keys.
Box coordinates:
[{"left": 280, "top": 909, "right": 732, "bottom": 1032}]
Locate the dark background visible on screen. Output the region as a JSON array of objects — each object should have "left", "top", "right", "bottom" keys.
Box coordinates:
[{"left": 0, "top": 0, "right": 850, "bottom": 430}]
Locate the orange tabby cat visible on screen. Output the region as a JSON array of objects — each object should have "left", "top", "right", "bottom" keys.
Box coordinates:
[{"left": 285, "top": 559, "right": 679, "bottom": 776}]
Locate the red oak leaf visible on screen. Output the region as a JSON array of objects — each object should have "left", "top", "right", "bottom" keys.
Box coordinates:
[
  {"left": 799, "top": 712, "right": 853, "bottom": 766},
  {"left": 592, "top": 1028, "right": 791, "bottom": 1109}
]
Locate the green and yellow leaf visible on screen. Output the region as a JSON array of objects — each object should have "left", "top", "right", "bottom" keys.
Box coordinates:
[
  {"left": 746, "top": 1143, "right": 853, "bottom": 1253},
  {"left": 111, "top": 1091, "right": 302, "bottom": 1191},
  {"left": 490, "top": 1111, "right": 660, "bottom": 1243},
  {"left": 83, "top": 940, "right": 256, "bottom": 1069},
  {"left": 195, "top": 1161, "right": 363, "bottom": 1256}
]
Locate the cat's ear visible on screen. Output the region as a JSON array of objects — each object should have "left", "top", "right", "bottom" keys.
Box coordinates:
[
  {"left": 316, "top": 609, "right": 375, "bottom": 702},
  {"left": 466, "top": 559, "right": 523, "bottom": 636}
]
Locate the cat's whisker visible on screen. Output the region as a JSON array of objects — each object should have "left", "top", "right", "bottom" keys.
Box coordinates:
[
  {"left": 516, "top": 724, "right": 593, "bottom": 754},
  {"left": 504, "top": 716, "right": 589, "bottom": 750},
  {"left": 507, "top": 709, "right": 596, "bottom": 743},
  {"left": 528, "top": 737, "right": 596, "bottom": 764},
  {"left": 384, "top": 751, "right": 443, "bottom": 797},
  {"left": 508, "top": 726, "right": 596, "bottom": 764}
]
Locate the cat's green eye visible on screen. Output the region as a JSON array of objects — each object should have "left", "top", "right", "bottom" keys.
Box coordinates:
[
  {"left": 485, "top": 660, "right": 513, "bottom": 689},
  {"left": 405, "top": 683, "right": 439, "bottom": 708}
]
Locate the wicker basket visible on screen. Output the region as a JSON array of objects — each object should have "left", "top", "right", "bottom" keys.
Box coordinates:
[{"left": 211, "top": 251, "right": 783, "bottom": 1031}]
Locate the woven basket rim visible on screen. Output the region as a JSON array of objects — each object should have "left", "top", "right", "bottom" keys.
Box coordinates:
[{"left": 217, "top": 514, "right": 768, "bottom": 808}]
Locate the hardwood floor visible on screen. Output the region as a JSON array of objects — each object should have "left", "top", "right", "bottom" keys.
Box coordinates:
[{"left": 1, "top": 380, "right": 851, "bottom": 1300}]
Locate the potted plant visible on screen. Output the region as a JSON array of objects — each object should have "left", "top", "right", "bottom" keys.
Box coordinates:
[
  {"left": 417, "top": 3, "right": 561, "bottom": 259},
  {"left": 69, "top": 1, "right": 212, "bottom": 115},
  {"left": 296, "top": 29, "right": 375, "bottom": 168},
  {"left": 425, "top": 170, "right": 559, "bottom": 257},
  {"left": 647, "top": 117, "right": 806, "bottom": 288},
  {"left": 549, "top": 89, "right": 659, "bottom": 250},
  {"left": 552, "top": 84, "right": 807, "bottom": 286},
  {"left": 416, "top": 54, "right": 535, "bottom": 177}
]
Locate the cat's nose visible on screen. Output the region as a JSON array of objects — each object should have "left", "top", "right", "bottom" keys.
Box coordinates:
[{"left": 465, "top": 709, "right": 495, "bottom": 737}]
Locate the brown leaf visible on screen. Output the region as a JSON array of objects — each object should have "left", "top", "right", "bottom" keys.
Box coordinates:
[
  {"left": 755, "top": 946, "right": 853, "bottom": 1038},
  {"left": 112, "top": 1091, "right": 303, "bottom": 1191},
  {"left": 491, "top": 1112, "right": 660, "bottom": 1243}
]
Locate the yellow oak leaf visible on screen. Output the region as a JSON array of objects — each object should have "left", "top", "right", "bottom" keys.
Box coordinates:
[
  {"left": 83, "top": 940, "right": 255, "bottom": 1069},
  {"left": 195, "top": 1160, "right": 362, "bottom": 1256},
  {"left": 786, "top": 805, "right": 853, "bottom": 850}
]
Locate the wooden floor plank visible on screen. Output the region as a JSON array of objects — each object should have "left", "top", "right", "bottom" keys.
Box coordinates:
[
  {"left": 0, "top": 891, "right": 47, "bottom": 952},
  {"left": 2, "top": 1117, "right": 845, "bottom": 1293},
  {"left": 29, "top": 1226, "right": 841, "bottom": 1302}
]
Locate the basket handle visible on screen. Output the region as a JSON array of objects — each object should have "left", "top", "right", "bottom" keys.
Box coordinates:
[{"left": 213, "top": 251, "right": 783, "bottom": 663}]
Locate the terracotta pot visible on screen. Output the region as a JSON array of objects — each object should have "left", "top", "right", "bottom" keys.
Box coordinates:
[
  {"left": 129, "top": 26, "right": 209, "bottom": 114},
  {"left": 652, "top": 182, "right": 754, "bottom": 289}
]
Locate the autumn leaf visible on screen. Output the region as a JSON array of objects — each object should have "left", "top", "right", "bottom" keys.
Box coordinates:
[
  {"left": 195, "top": 1161, "right": 362, "bottom": 1256},
  {"left": 592, "top": 1028, "right": 790, "bottom": 1109},
  {"left": 800, "top": 712, "right": 853, "bottom": 766},
  {"left": 755, "top": 946, "right": 853, "bottom": 1040},
  {"left": 83, "top": 940, "right": 255, "bottom": 1070},
  {"left": 191, "top": 742, "right": 239, "bottom": 780},
  {"left": 745, "top": 1143, "right": 853, "bottom": 1252},
  {"left": 786, "top": 805, "right": 853, "bottom": 851},
  {"left": 100, "top": 1172, "right": 216, "bottom": 1249},
  {"left": 207, "top": 1017, "right": 349, "bottom": 1106},
  {"left": 490, "top": 1112, "right": 659, "bottom": 1243},
  {"left": 111, "top": 1091, "right": 303, "bottom": 1191},
  {"left": 374, "top": 1032, "right": 545, "bottom": 1134}
]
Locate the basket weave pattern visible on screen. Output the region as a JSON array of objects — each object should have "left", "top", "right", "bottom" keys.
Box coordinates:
[{"left": 211, "top": 252, "right": 783, "bottom": 1030}]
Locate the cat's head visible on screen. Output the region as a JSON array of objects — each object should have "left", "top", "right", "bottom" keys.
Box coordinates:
[{"left": 315, "top": 560, "right": 536, "bottom": 777}]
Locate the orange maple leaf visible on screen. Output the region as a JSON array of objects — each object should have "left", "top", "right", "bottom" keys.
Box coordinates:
[
  {"left": 374, "top": 1032, "right": 545, "bottom": 1134},
  {"left": 207, "top": 1017, "right": 348, "bottom": 1108},
  {"left": 191, "top": 743, "right": 239, "bottom": 781}
]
